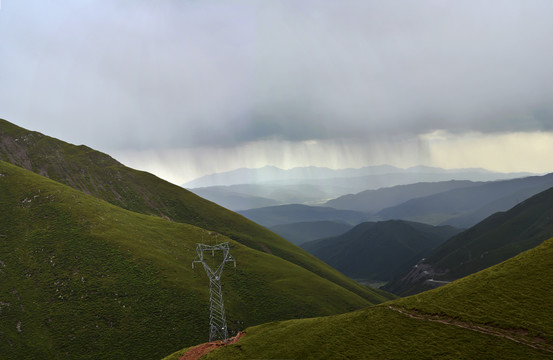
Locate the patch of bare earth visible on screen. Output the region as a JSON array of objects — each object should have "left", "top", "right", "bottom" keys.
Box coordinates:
[
  {"left": 259, "top": 243, "right": 272, "bottom": 255},
  {"left": 387, "top": 305, "right": 553, "bottom": 354},
  {"left": 179, "top": 332, "right": 245, "bottom": 360}
]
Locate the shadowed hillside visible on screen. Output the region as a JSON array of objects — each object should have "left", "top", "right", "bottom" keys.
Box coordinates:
[
  {"left": 302, "top": 220, "right": 460, "bottom": 282},
  {"left": 238, "top": 204, "right": 366, "bottom": 227}
]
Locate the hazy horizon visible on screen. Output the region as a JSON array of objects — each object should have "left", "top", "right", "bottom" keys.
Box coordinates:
[{"left": 183, "top": 163, "right": 540, "bottom": 188}]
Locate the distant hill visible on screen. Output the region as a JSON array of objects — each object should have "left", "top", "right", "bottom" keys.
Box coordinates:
[
  {"left": 375, "top": 173, "right": 553, "bottom": 228},
  {"left": 188, "top": 186, "right": 282, "bottom": 211},
  {"left": 184, "top": 164, "right": 401, "bottom": 187},
  {"left": 301, "top": 220, "right": 460, "bottom": 282},
  {"left": 0, "top": 161, "right": 392, "bottom": 359},
  {"left": 324, "top": 180, "right": 479, "bottom": 213},
  {"left": 167, "top": 236, "right": 553, "bottom": 359},
  {"left": 269, "top": 221, "right": 353, "bottom": 245},
  {"left": 188, "top": 183, "right": 348, "bottom": 209},
  {"left": 237, "top": 204, "right": 367, "bottom": 228},
  {"left": 385, "top": 185, "right": 553, "bottom": 295},
  {"left": 0, "top": 118, "right": 383, "bottom": 304},
  {"left": 441, "top": 183, "right": 553, "bottom": 228}
]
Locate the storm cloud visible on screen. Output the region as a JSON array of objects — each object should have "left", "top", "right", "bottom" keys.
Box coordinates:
[{"left": 1, "top": 1, "right": 553, "bottom": 182}]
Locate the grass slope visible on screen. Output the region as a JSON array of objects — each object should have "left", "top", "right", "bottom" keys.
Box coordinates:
[
  {"left": 0, "top": 161, "right": 387, "bottom": 359},
  {"left": 180, "top": 237, "right": 553, "bottom": 360},
  {"left": 0, "top": 118, "right": 387, "bottom": 304},
  {"left": 394, "top": 237, "right": 553, "bottom": 341},
  {"left": 302, "top": 220, "right": 459, "bottom": 282}
]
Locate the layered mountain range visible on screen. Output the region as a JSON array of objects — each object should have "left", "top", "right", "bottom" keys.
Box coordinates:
[{"left": 186, "top": 166, "right": 532, "bottom": 211}]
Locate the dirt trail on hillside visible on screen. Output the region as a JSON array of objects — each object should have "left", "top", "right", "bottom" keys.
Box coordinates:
[
  {"left": 387, "top": 305, "right": 553, "bottom": 354},
  {"left": 179, "top": 332, "right": 245, "bottom": 360}
]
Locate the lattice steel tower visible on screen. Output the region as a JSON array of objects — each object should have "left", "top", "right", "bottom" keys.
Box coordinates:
[{"left": 192, "top": 242, "right": 236, "bottom": 341}]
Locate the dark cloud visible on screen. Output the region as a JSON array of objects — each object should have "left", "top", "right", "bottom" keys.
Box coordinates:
[{"left": 1, "top": 0, "right": 553, "bottom": 153}]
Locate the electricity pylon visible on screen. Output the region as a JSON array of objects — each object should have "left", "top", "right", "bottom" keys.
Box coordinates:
[{"left": 192, "top": 242, "right": 236, "bottom": 341}]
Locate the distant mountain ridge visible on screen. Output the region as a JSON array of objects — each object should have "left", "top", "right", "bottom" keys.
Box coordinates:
[
  {"left": 184, "top": 165, "right": 401, "bottom": 187},
  {"left": 238, "top": 204, "right": 367, "bottom": 228},
  {"left": 185, "top": 168, "right": 534, "bottom": 212},
  {"left": 269, "top": 221, "right": 354, "bottom": 245},
  {"left": 189, "top": 186, "right": 282, "bottom": 211},
  {"left": 325, "top": 180, "right": 480, "bottom": 213},
  {"left": 185, "top": 165, "right": 532, "bottom": 189},
  {"left": 189, "top": 183, "right": 346, "bottom": 210},
  {"left": 375, "top": 173, "right": 553, "bottom": 228}
]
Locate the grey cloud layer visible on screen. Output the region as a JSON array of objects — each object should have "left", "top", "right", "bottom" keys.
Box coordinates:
[{"left": 1, "top": 0, "right": 553, "bottom": 151}]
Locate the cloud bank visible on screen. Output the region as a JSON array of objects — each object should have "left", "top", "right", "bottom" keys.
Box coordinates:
[{"left": 1, "top": 1, "right": 553, "bottom": 182}]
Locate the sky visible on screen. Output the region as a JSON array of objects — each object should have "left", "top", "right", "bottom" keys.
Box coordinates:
[{"left": 1, "top": 0, "right": 553, "bottom": 185}]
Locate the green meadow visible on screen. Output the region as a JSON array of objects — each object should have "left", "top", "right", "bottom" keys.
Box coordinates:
[{"left": 0, "top": 161, "right": 388, "bottom": 359}]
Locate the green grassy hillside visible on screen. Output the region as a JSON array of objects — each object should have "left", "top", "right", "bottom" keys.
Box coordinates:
[
  {"left": 0, "top": 118, "right": 388, "bottom": 303},
  {"left": 385, "top": 185, "right": 553, "bottom": 295},
  {"left": 0, "top": 161, "right": 388, "bottom": 359},
  {"left": 174, "top": 237, "right": 553, "bottom": 359},
  {"left": 394, "top": 237, "right": 553, "bottom": 340}
]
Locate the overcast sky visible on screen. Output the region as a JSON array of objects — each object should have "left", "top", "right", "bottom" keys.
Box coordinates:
[{"left": 1, "top": 0, "right": 553, "bottom": 184}]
